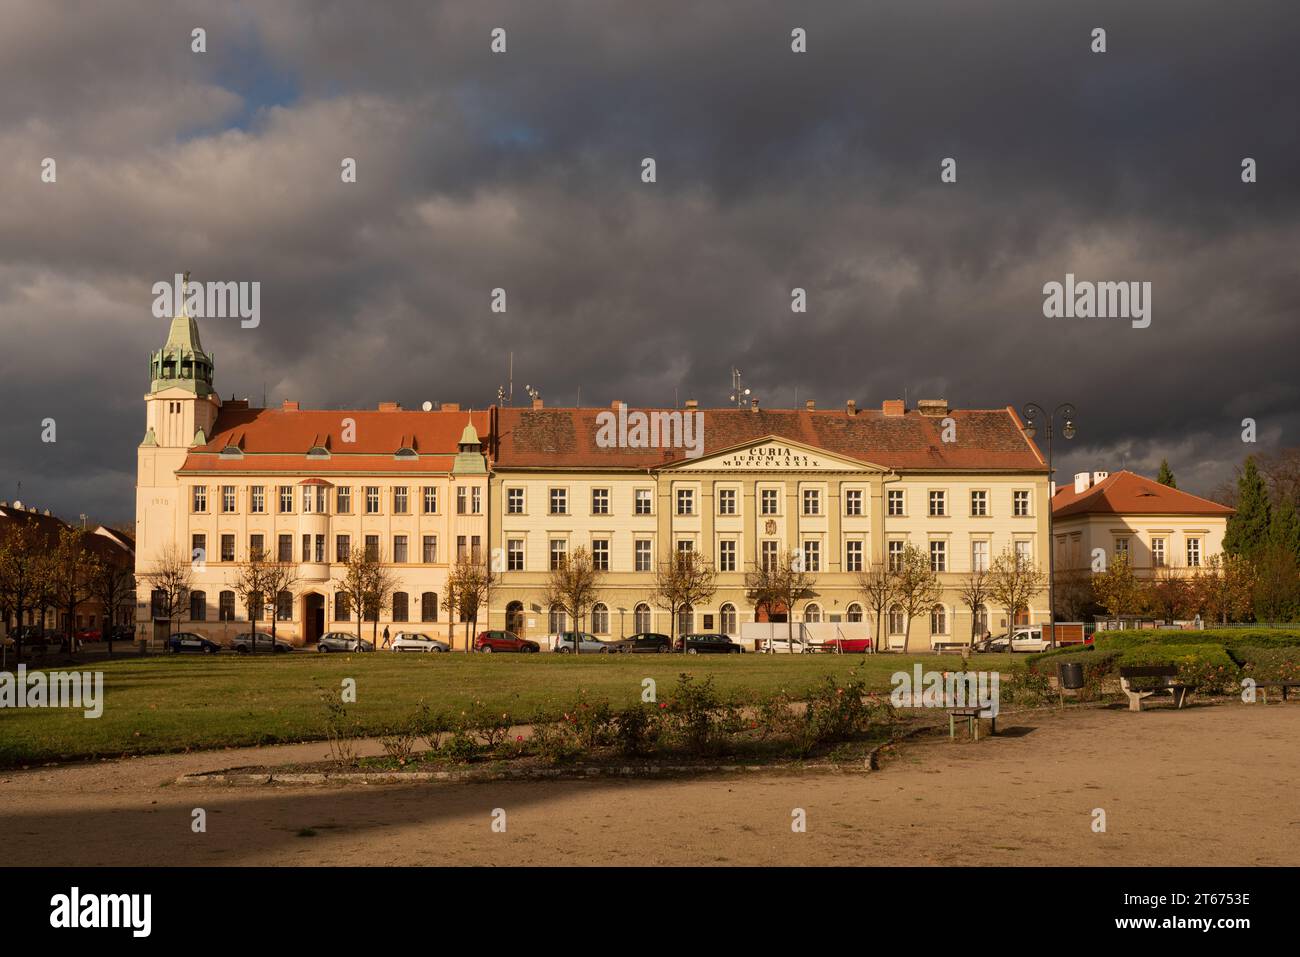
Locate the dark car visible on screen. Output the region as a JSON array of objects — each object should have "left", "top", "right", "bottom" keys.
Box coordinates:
[
  {"left": 167, "top": 631, "right": 221, "bottom": 654},
  {"left": 475, "top": 630, "right": 540, "bottom": 653},
  {"left": 231, "top": 631, "right": 293, "bottom": 653},
  {"left": 674, "top": 633, "right": 742, "bottom": 655},
  {"left": 609, "top": 632, "right": 673, "bottom": 654}
]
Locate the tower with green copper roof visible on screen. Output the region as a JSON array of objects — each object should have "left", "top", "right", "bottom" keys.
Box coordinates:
[
  {"left": 149, "top": 273, "right": 214, "bottom": 396},
  {"left": 453, "top": 417, "right": 487, "bottom": 475}
]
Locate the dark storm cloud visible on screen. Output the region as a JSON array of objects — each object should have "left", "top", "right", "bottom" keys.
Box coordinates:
[{"left": 1, "top": 0, "right": 1297, "bottom": 523}]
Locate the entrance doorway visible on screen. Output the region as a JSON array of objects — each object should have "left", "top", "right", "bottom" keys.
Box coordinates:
[
  {"left": 506, "top": 601, "right": 525, "bottom": 636},
  {"left": 302, "top": 593, "right": 325, "bottom": 645}
]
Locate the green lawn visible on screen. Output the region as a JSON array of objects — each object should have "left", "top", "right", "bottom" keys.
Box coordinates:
[{"left": 0, "top": 651, "right": 1018, "bottom": 767}]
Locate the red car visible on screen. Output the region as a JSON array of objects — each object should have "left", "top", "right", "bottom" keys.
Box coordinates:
[
  {"left": 74, "top": 628, "right": 102, "bottom": 643},
  {"left": 474, "top": 630, "right": 540, "bottom": 653},
  {"left": 820, "top": 637, "right": 872, "bottom": 653}
]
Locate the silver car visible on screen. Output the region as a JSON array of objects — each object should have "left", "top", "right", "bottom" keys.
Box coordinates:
[
  {"left": 317, "top": 631, "right": 374, "bottom": 653},
  {"left": 231, "top": 631, "right": 294, "bottom": 654},
  {"left": 550, "top": 631, "right": 613, "bottom": 654},
  {"left": 390, "top": 631, "right": 450, "bottom": 653}
]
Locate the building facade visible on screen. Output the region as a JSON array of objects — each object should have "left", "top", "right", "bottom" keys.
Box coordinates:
[{"left": 485, "top": 398, "right": 1052, "bottom": 650}]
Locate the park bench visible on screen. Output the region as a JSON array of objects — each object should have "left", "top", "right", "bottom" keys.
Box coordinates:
[
  {"left": 1119, "top": 665, "right": 1189, "bottom": 713},
  {"left": 1254, "top": 680, "right": 1300, "bottom": 704},
  {"left": 932, "top": 641, "right": 968, "bottom": 655},
  {"left": 947, "top": 706, "right": 997, "bottom": 740}
]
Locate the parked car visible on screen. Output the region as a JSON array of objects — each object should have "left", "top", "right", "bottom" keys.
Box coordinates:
[
  {"left": 550, "top": 632, "right": 614, "bottom": 654},
  {"left": 106, "top": 624, "right": 136, "bottom": 643},
  {"left": 976, "top": 627, "right": 1051, "bottom": 653},
  {"left": 231, "top": 631, "right": 294, "bottom": 654},
  {"left": 75, "top": 628, "right": 102, "bottom": 643},
  {"left": 820, "top": 636, "right": 873, "bottom": 653},
  {"left": 316, "top": 631, "right": 373, "bottom": 653},
  {"left": 390, "top": 631, "right": 450, "bottom": 653},
  {"left": 608, "top": 632, "right": 673, "bottom": 654},
  {"left": 474, "top": 630, "right": 540, "bottom": 653},
  {"left": 757, "top": 633, "right": 818, "bottom": 654},
  {"left": 167, "top": 631, "right": 221, "bottom": 654},
  {"left": 675, "top": 633, "right": 742, "bottom": 654}
]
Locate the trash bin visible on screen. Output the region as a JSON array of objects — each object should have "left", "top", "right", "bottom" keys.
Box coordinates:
[{"left": 1058, "top": 661, "right": 1085, "bottom": 690}]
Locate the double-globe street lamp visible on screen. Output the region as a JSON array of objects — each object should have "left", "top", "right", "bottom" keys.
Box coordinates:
[{"left": 1021, "top": 402, "right": 1076, "bottom": 649}]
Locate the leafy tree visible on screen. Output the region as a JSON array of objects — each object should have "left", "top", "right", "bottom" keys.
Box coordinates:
[
  {"left": 1252, "top": 544, "right": 1300, "bottom": 625},
  {"left": 956, "top": 565, "right": 994, "bottom": 644},
  {"left": 1156, "top": 459, "right": 1178, "bottom": 488},
  {"left": 1224, "top": 458, "right": 1272, "bottom": 557},
  {"left": 445, "top": 557, "right": 493, "bottom": 651},
  {"left": 1092, "top": 552, "right": 1142, "bottom": 627},
  {"left": 988, "top": 549, "right": 1046, "bottom": 641},
  {"left": 1191, "top": 553, "right": 1254, "bottom": 625},
  {"left": 891, "top": 544, "right": 942, "bottom": 653},
  {"left": 543, "top": 546, "right": 603, "bottom": 654},
  {"left": 743, "top": 548, "right": 815, "bottom": 652},
  {"left": 650, "top": 550, "right": 716, "bottom": 653},
  {"left": 0, "top": 521, "right": 50, "bottom": 660},
  {"left": 1267, "top": 497, "right": 1300, "bottom": 560}
]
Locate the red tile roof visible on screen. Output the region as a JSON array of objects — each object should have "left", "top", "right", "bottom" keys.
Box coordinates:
[
  {"left": 1052, "top": 470, "right": 1234, "bottom": 518},
  {"left": 491, "top": 406, "right": 1047, "bottom": 471},
  {"left": 178, "top": 405, "right": 489, "bottom": 475}
]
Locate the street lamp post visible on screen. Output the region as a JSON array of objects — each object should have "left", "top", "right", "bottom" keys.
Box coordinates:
[{"left": 1021, "top": 402, "right": 1076, "bottom": 649}]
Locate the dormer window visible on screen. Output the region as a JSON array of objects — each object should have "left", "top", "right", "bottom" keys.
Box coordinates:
[
  {"left": 394, "top": 447, "right": 418, "bottom": 459},
  {"left": 306, "top": 445, "right": 330, "bottom": 459}
]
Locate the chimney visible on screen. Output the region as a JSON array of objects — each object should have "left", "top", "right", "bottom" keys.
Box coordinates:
[
  {"left": 532, "top": 398, "right": 544, "bottom": 409},
  {"left": 805, "top": 399, "right": 815, "bottom": 411},
  {"left": 378, "top": 401, "right": 401, "bottom": 412},
  {"left": 441, "top": 402, "right": 460, "bottom": 413},
  {"left": 882, "top": 399, "right": 905, "bottom": 416},
  {"left": 611, "top": 400, "right": 622, "bottom": 410},
  {"left": 1092, "top": 471, "right": 1109, "bottom": 485},
  {"left": 1074, "top": 472, "right": 1091, "bottom": 494},
  {"left": 916, "top": 398, "right": 948, "bottom": 416},
  {"left": 684, "top": 399, "right": 698, "bottom": 410},
  {"left": 281, "top": 400, "right": 299, "bottom": 411},
  {"left": 750, "top": 397, "right": 759, "bottom": 412},
  {"left": 846, "top": 399, "right": 856, "bottom": 416}
]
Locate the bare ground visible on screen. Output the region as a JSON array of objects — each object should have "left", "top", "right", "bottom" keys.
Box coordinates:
[{"left": 2, "top": 701, "right": 1296, "bottom": 866}]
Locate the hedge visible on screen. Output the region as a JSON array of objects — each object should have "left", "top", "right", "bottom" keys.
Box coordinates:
[
  {"left": 1116, "top": 643, "right": 1241, "bottom": 694},
  {"left": 1227, "top": 645, "right": 1300, "bottom": 684},
  {"left": 1093, "top": 629, "right": 1300, "bottom": 653}
]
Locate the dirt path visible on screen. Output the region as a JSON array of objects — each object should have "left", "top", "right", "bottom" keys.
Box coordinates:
[{"left": 2, "top": 702, "right": 1296, "bottom": 866}]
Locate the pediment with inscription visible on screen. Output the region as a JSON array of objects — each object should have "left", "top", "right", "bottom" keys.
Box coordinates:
[{"left": 667, "top": 436, "right": 885, "bottom": 473}]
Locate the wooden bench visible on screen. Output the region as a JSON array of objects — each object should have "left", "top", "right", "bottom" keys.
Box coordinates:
[
  {"left": 1119, "top": 665, "right": 1189, "bottom": 712},
  {"left": 1255, "top": 680, "right": 1300, "bottom": 704},
  {"left": 932, "top": 641, "right": 969, "bottom": 655},
  {"left": 947, "top": 707, "right": 997, "bottom": 740}
]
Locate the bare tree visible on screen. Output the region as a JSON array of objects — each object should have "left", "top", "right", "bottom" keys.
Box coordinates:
[
  {"left": 744, "top": 549, "right": 816, "bottom": 652},
  {"left": 892, "top": 544, "right": 942, "bottom": 653},
  {"left": 956, "top": 565, "right": 994, "bottom": 647},
  {"left": 141, "top": 544, "right": 193, "bottom": 648},
  {"left": 232, "top": 553, "right": 271, "bottom": 644},
  {"left": 543, "top": 546, "right": 603, "bottom": 654},
  {"left": 855, "top": 563, "right": 899, "bottom": 655},
  {"left": 259, "top": 555, "right": 300, "bottom": 648},
  {"left": 445, "top": 557, "right": 493, "bottom": 651},
  {"left": 650, "top": 550, "right": 717, "bottom": 653},
  {"left": 987, "top": 547, "right": 1046, "bottom": 639},
  {"left": 91, "top": 554, "right": 135, "bottom": 656}
]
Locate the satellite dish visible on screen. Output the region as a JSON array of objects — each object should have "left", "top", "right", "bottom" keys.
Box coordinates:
[
  {"left": 422, "top": 401, "right": 433, "bottom": 412},
  {"left": 11, "top": 500, "right": 21, "bottom": 510}
]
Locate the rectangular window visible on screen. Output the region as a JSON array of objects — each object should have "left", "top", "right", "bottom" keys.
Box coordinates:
[
  {"left": 1115, "top": 537, "right": 1130, "bottom": 559},
  {"left": 221, "top": 485, "right": 236, "bottom": 513},
  {"left": 929, "top": 491, "right": 946, "bottom": 517},
  {"left": 550, "top": 539, "right": 567, "bottom": 570},
  {"left": 1186, "top": 538, "right": 1201, "bottom": 567},
  {"left": 845, "top": 489, "right": 863, "bottom": 516},
  {"left": 718, "top": 488, "right": 737, "bottom": 515},
  {"left": 760, "top": 540, "right": 778, "bottom": 571},
  {"left": 930, "top": 540, "right": 947, "bottom": 572},
  {"left": 394, "top": 487, "right": 409, "bottom": 514},
  {"left": 393, "top": 535, "right": 408, "bottom": 564},
  {"left": 635, "top": 489, "right": 653, "bottom": 515},
  {"left": 970, "top": 490, "right": 988, "bottom": 517},
  {"left": 364, "top": 487, "right": 380, "bottom": 514},
  {"left": 336, "top": 486, "right": 351, "bottom": 513},
  {"left": 364, "top": 535, "right": 380, "bottom": 561},
  {"left": 550, "top": 488, "right": 568, "bottom": 515},
  {"left": 1013, "top": 490, "right": 1030, "bottom": 517},
  {"left": 472, "top": 487, "right": 481, "bottom": 514},
  {"left": 279, "top": 486, "right": 293, "bottom": 513},
  {"left": 422, "top": 486, "right": 437, "bottom": 513},
  {"left": 888, "top": 540, "right": 904, "bottom": 571},
  {"left": 760, "top": 489, "right": 779, "bottom": 515},
  {"left": 635, "top": 539, "right": 652, "bottom": 572},
  {"left": 422, "top": 536, "right": 436, "bottom": 563},
  {"left": 972, "top": 540, "right": 990, "bottom": 573},
  {"left": 336, "top": 535, "right": 351, "bottom": 563},
  {"left": 456, "top": 486, "right": 468, "bottom": 515},
  {"left": 192, "top": 486, "right": 207, "bottom": 512},
  {"left": 676, "top": 488, "right": 694, "bottom": 516},
  {"left": 191, "top": 533, "right": 206, "bottom": 564},
  {"left": 278, "top": 534, "right": 293, "bottom": 563},
  {"left": 472, "top": 535, "right": 482, "bottom": 563},
  {"left": 592, "top": 538, "right": 610, "bottom": 571},
  {"left": 302, "top": 534, "right": 311, "bottom": 563},
  {"left": 302, "top": 486, "right": 315, "bottom": 513},
  {"left": 845, "top": 539, "right": 863, "bottom": 573},
  {"left": 315, "top": 534, "right": 325, "bottom": 563},
  {"left": 592, "top": 488, "right": 610, "bottom": 515},
  {"left": 719, "top": 540, "right": 737, "bottom": 572},
  {"left": 507, "top": 488, "right": 524, "bottom": 514},
  {"left": 803, "top": 540, "right": 821, "bottom": 572},
  {"left": 1152, "top": 538, "right": 1166, "bottom": 567},
  {"left": 250, "top": 486, "right": 265, "bottom": 513},
  {"left": 249, "top": 533, "right": 264, "bottom": 559},
  {"left": 457, "top": 535, "right": 467, "bottom": 561},
  {"left": 507, "top": 539, "right": 524, "bottom": 571},
  {"left": 220, "top": 534, "right": 235, "bottom": 563},
  {"left": 802, "top": 489, "right": 820, "bottom": 516},
  {"left": 677, "top": 540, "right": 694, "bottom": 555},
  {"left": 888, "top": 489, "right": 905, "bottom": 516},
  {"left": 1015, "top": 539, "right": 1032, "bottom": 562}
]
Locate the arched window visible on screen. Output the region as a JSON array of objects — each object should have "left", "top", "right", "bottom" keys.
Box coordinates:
[
  {"left": 190, "top": 591, "right": 207, "bottom": 621},
  {"left": 591, "top": 602, "right": 609, "bottom": 634},
  {"left": 421, "top": 592, "right": 438, "bottom": 622},
  {"left": 392, "top": 592, "right": 409, "bottom": 623},
  {"left": 549, "top": 606, "right": 567, "bottom": 634},
  {"left": 973, "top": 604, "right": 988, "bottom": 635},
  {"left": 677, "top": 605, "right": 693, "bottom": 636},
  {"left": 720, "top": 603, "right": 737, "bottom": 635},
  {"left": 506, "top": 601, "right": 524, "bottom": 635},
  {"left": 336, "top": 592, "right": 351, "bottom": 622},
  {"left": 219, "top": 591, "right": 236, "bottom": 622},
  {"left": 847, "top": 603, "right": 863, "bottom": 623},
  {"left": 248, "top": 591, "right": 264, "bottom": 622},
  {"left": 930, "top": 604, "right": 947, "bottom": 635},
  {"left": 1014, "top": 605, "right": 1030, "bottom": 627},
  {"left": 888, "top": 604, "right": 905, "bottom": 635},
  {"left": 276, "top": 591, "right": 293, "bottom": 621},
  {"left": 634, "top": 603, "right": 651, "bottom": 634},
  {"left": 805, "top": 603, "right": 822, "bottom": 623}
]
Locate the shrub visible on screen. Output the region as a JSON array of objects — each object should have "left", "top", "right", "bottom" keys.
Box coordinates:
[
  {"left": 801, "top": 674, "right": 875, "bottom": 748},
  {"left": 379, "top": 719, "right": 419, "bottom": 764},
  {"left": 1228, "top": 645, "right": 1300, "bottom": 684},
  {"left": 460, "top": 700, "right": 514, "bottom": 749},
  {"left": 1117, "top": 643, "right": 1240, "bottom": 694},
  {"left": 527, "top": 716, "right": 582, "bottom": 764},
  {"left": 1000, "top": 667, "right": 1054, "bottom": 707},
  {"left": 661, "top": 673, "right": 743, "bottom": 756},
  {"left": 411, "top": 702, "right": 449, "bottom": 752},
  {"left": 1094, "top": 628, "right": 1300, "bottom": 653},
  {"left": 568, "top": 691, "right": 615, "bottom": 750},
  {"left": 613, "top": 704, "right": 662, "bottom": 757}
]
